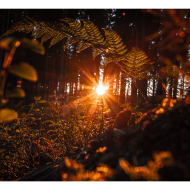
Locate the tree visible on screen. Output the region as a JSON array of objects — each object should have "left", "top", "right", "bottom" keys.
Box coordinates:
[
  {"left": 1, "top": 17, "right": 154, "bottom": 104},
  {"left": 145, "top": 9, "right": 190, "bottom": 99}
]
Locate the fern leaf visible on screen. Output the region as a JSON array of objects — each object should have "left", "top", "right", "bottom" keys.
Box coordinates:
[
  {"left": 104, "top": 29, "right": 128, "bottom": 57},
  {"left": 49, "top": 33, "right": 66, "bottom": 48},
  {"left": 41, "top": 30, "right": 55, "bottom": 44},
  {"left": 122, "top": 47, "right": 154, "bottom": 79},
  {"left": 82, "top": 19, "right": 105, "bottom": 46},
  {"left": 92, "top": 47, "right": 102, "bottom": 60},
  {"left": 77, "top": 41, "right": 91, "bottom": 53},
  {"left": 61, "top": 18, "right": 83, "bottom": 37}
]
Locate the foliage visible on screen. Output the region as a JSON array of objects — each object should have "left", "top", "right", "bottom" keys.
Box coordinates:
[
  {"left": 121, "top": 47, "right": 154, "bottom": 80},
  {"left": 120, "top": 102, "right": 143, "bottom": 123},
  {"left": 145, "top": 9, "right": 190, "bottom": 87},
  {"left": 0, "top": 17, "right": 154, "bottom": 81},
  {"left": 0, "top": 91, "right": 112, "bottom": 180},
  {"left": 58, "top": 151, "right": 174, "bottom": 181},
  {"left": 61, "top": 157, "right": 114, "bottom": 181},
  {"left": 119, "top": 151, "right": 174, "bottom": 181},
  {"left": 0, "top": 37, "right": 44, "bottom": 123},
  {"left": 145, "top": 9, "right": 190, "bottom": 54}
]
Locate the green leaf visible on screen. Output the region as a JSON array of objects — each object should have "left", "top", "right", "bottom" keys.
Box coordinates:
[
  {"left": 21, "top": 38, "right": 45, "bottom": 55},
  {"left": 5, "top": 88, "right": 26, "bottom": 98},
  {"left": 8, "top": 62, "right": 38, "bottom": 82},
  {"left": 0, "top": 108, "right": 18, "bottom": 122}
]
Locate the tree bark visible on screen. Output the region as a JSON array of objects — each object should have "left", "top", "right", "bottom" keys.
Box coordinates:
[
  {"left": 120, "top": 74, "right": 125, "bottom": 104},
  {"left": 138, "top": 79, "right": 147, "bottom": 103},
  {"left": 131, "top": 80, "right": 137, "bottom": 106}
]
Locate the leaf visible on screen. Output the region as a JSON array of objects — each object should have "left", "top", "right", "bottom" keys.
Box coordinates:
[
  {"left": 0, "top": 37, "right": 18, "bottom": 50},
  {"left": 34, "top": 96, "right": 41, "bottom": 101},
  {"left": 30, "top": 103, "right": 35, "bottom": 107},
  {"left": 8, "top": 62, "right": 38, "bottom": 82},
  {"left": 21, "top": 38, "right": 45, "bottom": 55},
  {"left": 38, "top": 100, "right": 46, "bottom": 103},
  {"left": 0, "top": 108, "right": 18, "bottom": 122},
  {"left": 42, "top": 120, "right": 54, "bottom": 124},
  {"left": 33, "top": 108, "right": 40, "bottom": 112},
  {"left": 49, "top": 123, "right": 62, "bottom": 127},
  {"left": 5, "top": 88, "right": 26, "bottom": 98}
]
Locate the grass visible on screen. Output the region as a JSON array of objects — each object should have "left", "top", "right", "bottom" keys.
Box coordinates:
[{"left": 0, "top": 92, "right": 113, "bottom": 180}]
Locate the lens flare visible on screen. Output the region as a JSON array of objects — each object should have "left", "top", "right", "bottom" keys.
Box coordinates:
[{"left": 96, "top": 81, "right": 108, "bottom": 95}]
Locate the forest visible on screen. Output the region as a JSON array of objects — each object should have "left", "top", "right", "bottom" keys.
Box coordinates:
[{"left": 0, "top": 9, "right": 190, "bottom": 181}]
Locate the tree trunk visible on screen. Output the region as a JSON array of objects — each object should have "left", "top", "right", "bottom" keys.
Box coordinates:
[
  {"left": 155, "top": 79, "right": 166, "bottom": 103},
  {"left": 173, "top": 73, "right": 179, "bottom": 99},
  {"left": 131, "top": 80, "right": 137, "bottom": 106},
  {"left": 138, "top": 79, "right": 147, "bottom": 103},
  {"left": 116, "top": 74, "right": 119, "bottom": 104},
  {"left": 120, "top": 74, "right": 125, "bottom": 104}
]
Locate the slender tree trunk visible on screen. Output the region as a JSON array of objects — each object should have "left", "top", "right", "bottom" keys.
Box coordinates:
[
  {"left": 180, "top": 75, "right": 185, "bottom": 99},
  {"left": 153, "top": 79, "right": 155, "bottom": 98},
  {"left": 69, "top": 82, "right": 73, "bottom": 98},
  {"left": 131, "top": 80, "right": 137, "bottom": 106},
  {"left": 138, "top": 79, "right": 147, "bottom": 103},
  {"left": 155, "top": 79, "right": 164, "bottom": 102},
  {"left": 116, "top": 75, "right": 119, "bottom": 104},
  {"left": 169, "top": 76, "right": 173, "bottom": 98},
  {"left": 120, "top": 74, "right": 125, "bottom": 104},
  {"left": 173, "top": 74, "right": 178, "bottom": 99}
]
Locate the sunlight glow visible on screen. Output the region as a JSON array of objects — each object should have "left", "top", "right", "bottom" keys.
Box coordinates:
[{"left": 96, "top": 81, "right": 108, "bottom": 95}]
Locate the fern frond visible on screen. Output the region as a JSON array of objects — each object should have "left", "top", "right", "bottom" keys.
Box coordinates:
[
  {"left": 122, "top": 47, "right": 154, "bottom": 79},
  {"left": 92, "top": 47, "right": 103, "bottom": 60},
  {"left": 77, "top": 41, "right": 91, "bottom": 53},
  {"left": 1, "top": 17, "right": 154, "bottom": 81},
  {"left": 49, "top": 33, "right": 66, "bottom": 47},
  {"left": 60, "top": 18, "right": 84, "bottom": 37},
  {"left": 104, "top": 29, "right": 127, "bottom": 55},
  {"left": 0, "top": 17, "right": 73, "bottom": 47},
  {"left": 0, "top": 20, "right": 34, "bottom": 39},
  {"left": 82, "top": 19, "right": 105, "bottom": 46}
]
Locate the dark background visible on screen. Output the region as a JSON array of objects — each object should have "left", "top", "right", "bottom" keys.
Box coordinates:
[{"left": 0, "top": 9, "right": 160, "bottom": 102}]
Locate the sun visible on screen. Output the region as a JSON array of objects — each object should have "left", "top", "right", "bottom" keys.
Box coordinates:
[{"left": 96, "top": 81, "right": 108, "bottom": 95}]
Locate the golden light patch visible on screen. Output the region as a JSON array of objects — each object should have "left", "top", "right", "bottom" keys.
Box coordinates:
[{"left": 96, "top": 146, "right": 107, "bottom": 153}]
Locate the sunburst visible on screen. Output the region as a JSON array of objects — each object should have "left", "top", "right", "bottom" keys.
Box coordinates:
[{"left": 96, "top": 81, "right": 109, "bottom": 96}]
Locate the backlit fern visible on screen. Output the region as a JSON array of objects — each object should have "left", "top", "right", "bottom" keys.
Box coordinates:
[
  {"left": 121, "top": 47, "right": 154, "bottom": 80},
  {"left": 0, "top": 17, "right": 154, "bottom": 80},
  {"left": 103, "top": 29, "right": 128, "bottom": 66}
]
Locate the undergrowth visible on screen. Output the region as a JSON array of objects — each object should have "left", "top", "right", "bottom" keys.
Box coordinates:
[{"left": 0, "top": 93, "right": 113, "bottom": 180}]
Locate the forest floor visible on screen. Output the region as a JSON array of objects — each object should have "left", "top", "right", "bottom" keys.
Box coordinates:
[
  {"left": 0, "top": 94, "right": 115, "bottom": 180},
  {"left": 17, "top": 95, "right": 190, "bottom": 181}
]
